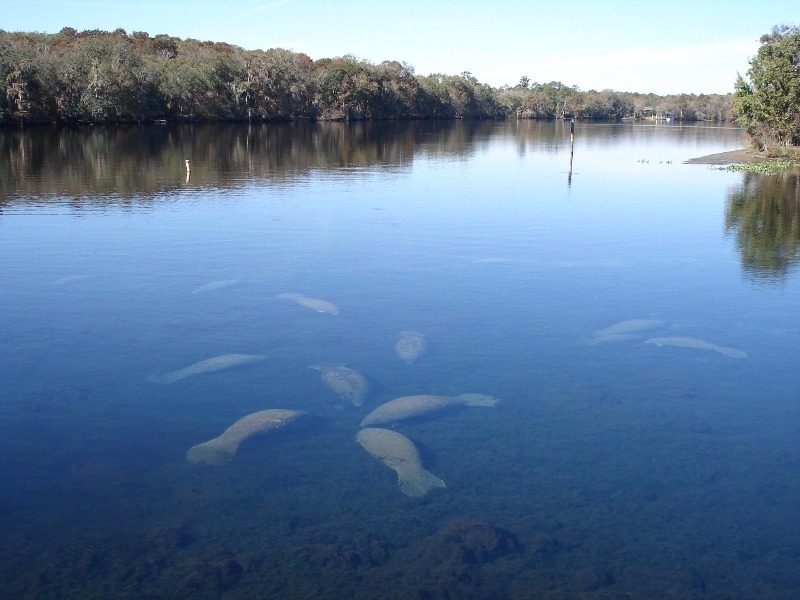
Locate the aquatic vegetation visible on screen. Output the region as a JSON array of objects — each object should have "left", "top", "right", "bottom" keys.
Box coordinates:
[{"left": 713, "top": 160, "right": 800, "bottom": 175}]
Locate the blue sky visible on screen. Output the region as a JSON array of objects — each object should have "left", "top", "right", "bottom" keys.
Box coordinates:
[{"left": 2, "top": 0, "right": 797, "bottom": 94}]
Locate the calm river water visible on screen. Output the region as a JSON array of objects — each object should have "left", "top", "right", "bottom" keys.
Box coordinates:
[{"left": 1, "top": 121, "right": 798, "bottom": 599}]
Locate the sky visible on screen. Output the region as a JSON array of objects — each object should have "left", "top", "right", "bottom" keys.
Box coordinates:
[{"left": 2, "top": 0, "right": 798, "bottom": 95}]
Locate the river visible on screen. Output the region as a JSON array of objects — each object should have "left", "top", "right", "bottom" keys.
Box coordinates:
[{"left": 1, "top": 120, "right": 798, "bottom": 599}]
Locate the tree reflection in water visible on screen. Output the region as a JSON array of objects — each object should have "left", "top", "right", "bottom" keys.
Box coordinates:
[{"left": 725, "top": 170, "right": 800, "bottom": 282}]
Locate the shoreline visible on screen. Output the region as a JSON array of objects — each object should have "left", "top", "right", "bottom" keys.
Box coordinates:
[{"left": 683, "top": 149, "right": 762, "bottom": 165}]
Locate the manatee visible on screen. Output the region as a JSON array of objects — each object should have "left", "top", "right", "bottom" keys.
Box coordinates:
[
  {"left": 187, "top": 408, "right": 306, "bottom": 466},
  {"left": 310, "top": 363, "right": 369, "bottom": 406},
  {"left": 356, "top": 428, "right": 446, "bottom": 497},
  {"left": 360, "top": 393, "right": 499, "bottom": 427},
  {"left": 578, "top": 333, "right": 642, "bottom": 345},
  {"left": 51, "top": 275, "right": 90, "bottom": 286},
  {"left": 395, "top": 331, "right": 428, "bottom": 364},
  {"left": 147, "top": 353, "right": 266, "bottom": 384},
  {"left": 599, "top": 319, "right": 666, "bottom": 334},
  {"left": 645, "top": 336, "right": 747, "bottom": 359},
  {"left": 579, "top": 319, "right": 666, "bottom": 345},
  {"left": 191, "top": 279, "right": 240, "bottom": 294},
  {"left": 276, "top": 292, "right": 340, "bottom": 315}
]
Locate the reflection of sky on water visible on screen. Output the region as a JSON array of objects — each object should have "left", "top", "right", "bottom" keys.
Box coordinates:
[{"left": 1, "top": 121, "right": 799, "bottom": 598}]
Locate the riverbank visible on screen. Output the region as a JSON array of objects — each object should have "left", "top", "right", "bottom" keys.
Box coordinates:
[{"left": 683, "top": 149, "right": 761, "bottom": 165}]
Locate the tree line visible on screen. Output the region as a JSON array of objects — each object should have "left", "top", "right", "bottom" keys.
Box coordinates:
[
  {"left": 734, "top": 25, "right": 800, "bottom": 155},
  {"left": 2, "top": 28, "right": 734, "bottom": 125}
]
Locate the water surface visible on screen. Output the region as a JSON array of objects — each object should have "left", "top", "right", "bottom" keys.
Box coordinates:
[{"left": 1, "top": 121, "right": 798, "bottom": 599}]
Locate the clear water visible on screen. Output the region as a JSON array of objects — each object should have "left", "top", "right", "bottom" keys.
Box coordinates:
[{"left": 1, "top": 121, "right": 798, "bottom": 599}]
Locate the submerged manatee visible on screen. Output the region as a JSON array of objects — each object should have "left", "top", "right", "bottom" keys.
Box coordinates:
[
  {"left": 147, "top": 353, "right": 266, "bottom": 384},
  {"left": 310, "top": 363, "right": 369, "bottom": 406},
  {"left": 187, "top": 408, "right": 306, "bottom": 466},
  {"left": 395, "top": 331, "right": 428, "bottom": 364},
  {"left": 356, "top": 427, "right": 446, "bottom": 497},
  {"left": 599, "top": 319, "right": 666, "bottom": 334},
  {"left": 51, "top": 275, "right": 91, "bottom": 286},
  {"left": 191, "top": 279, "right": 240, "bottom": 294},
  {"left": 579, "top": 319, "right": 666, "bottom": 345},
  {"left": 645, "top": 336, "right": 747, "bottom": 359},
  {"left": 275, "top": 293, "right": 340, "bottom": 315},
  {"left": 360, "top": 393, "right": 499, "bottom": 427}
]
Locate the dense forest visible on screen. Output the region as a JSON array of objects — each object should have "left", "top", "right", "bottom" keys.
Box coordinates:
[{"left": 1, "top": 28, "right": 734, "bottom": 125}]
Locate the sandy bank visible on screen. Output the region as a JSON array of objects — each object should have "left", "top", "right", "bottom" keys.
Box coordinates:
[{"left": 683, "top": 149, "right": 763, "bottom": 165}]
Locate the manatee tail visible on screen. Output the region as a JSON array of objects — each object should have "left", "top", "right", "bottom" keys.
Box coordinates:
[
  {"left": 275, "top": 292, "right": 304, "bottom": 301},
  {"left": 458, "top": 393, "right": 500, "bottom": 407},
  {"left": 718, "top": 347, "right": 748, "bottom": 359},
  {"left": 397, "top": 468, "right": 446, "bottom": 497},
  {"left": 186, "top": 438, "right": 237, "bottom": 466},
  {"left": 147, "top": 371, "right": 187, "bottom": 384}
]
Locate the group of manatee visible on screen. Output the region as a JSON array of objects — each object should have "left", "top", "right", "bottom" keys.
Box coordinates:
[
  {"left": 149, "top": 290, "right": 747, "bottom": 498},
  {"left": 148, "top": 292, "right": 499, "bottom": 498},
  {"left": 578, "top": 318, "right": 748, "bottom": 359}
]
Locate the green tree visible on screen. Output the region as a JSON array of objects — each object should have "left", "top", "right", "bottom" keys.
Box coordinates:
[
  {"left": 316, "top": 56, "right": 381, "bottom": 119},
  {"left": 734, "top": 24, "right": 800, "bottom": 153},
  {"left": 0, "top": 28, "right": 736, "bottom": 125}
]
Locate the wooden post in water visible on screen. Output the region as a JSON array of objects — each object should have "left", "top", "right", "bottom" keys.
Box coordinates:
[
  {"left": 568, "top": 119, "right": 575, "bottom": 187},
  {"left": 185, "top": 159, "right": 191, "bottom": 182}
]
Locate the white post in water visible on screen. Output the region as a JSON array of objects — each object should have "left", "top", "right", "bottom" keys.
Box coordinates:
[{"left": 568, "top": 119, "right": 575, "bottom": 187}]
